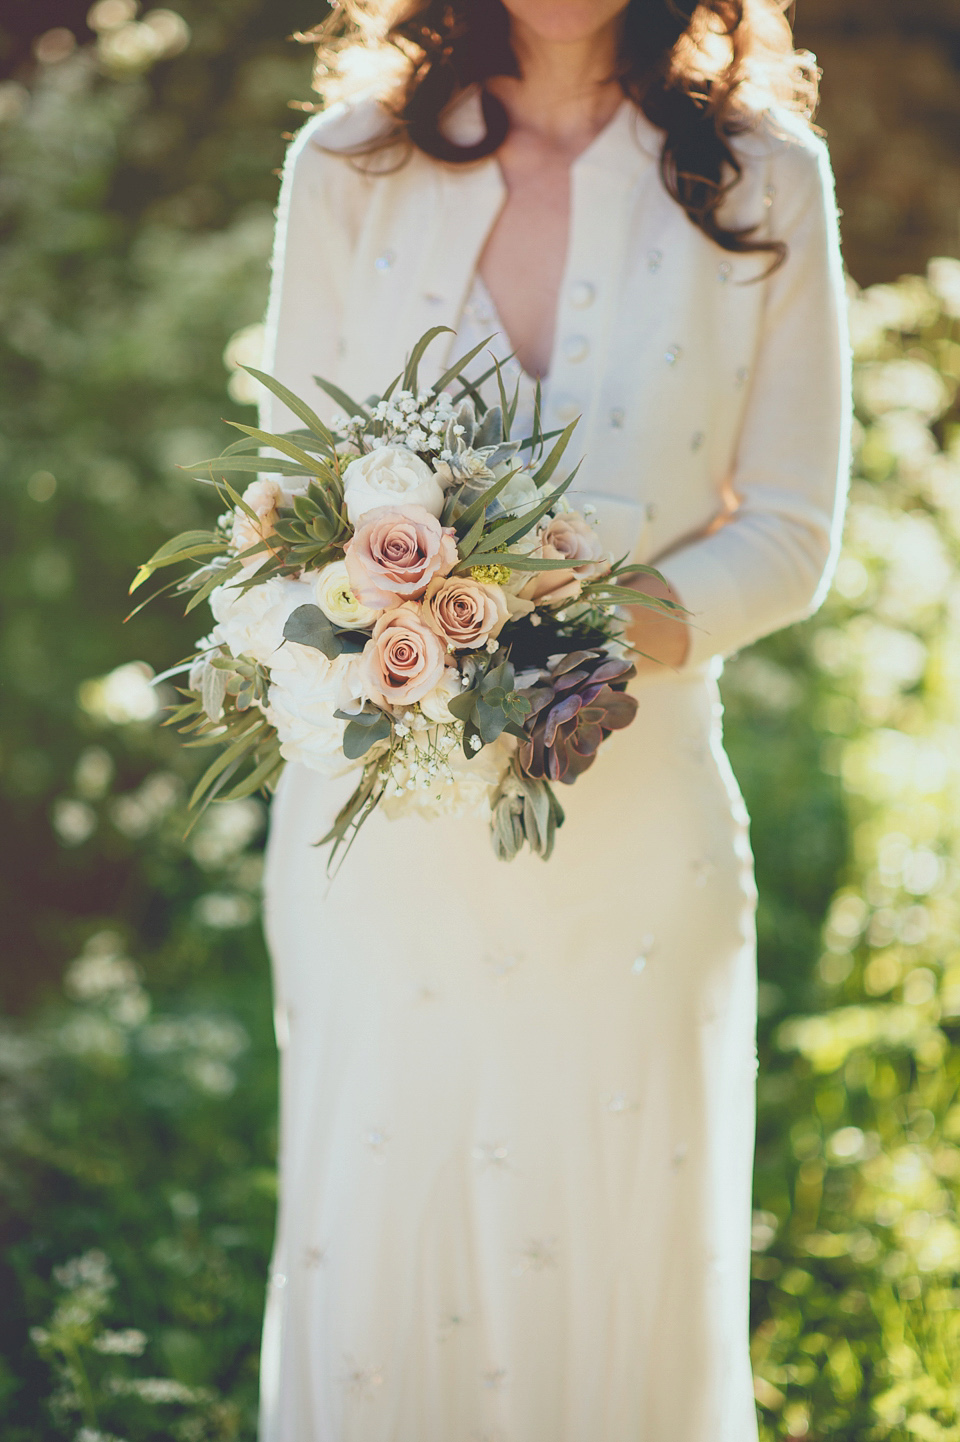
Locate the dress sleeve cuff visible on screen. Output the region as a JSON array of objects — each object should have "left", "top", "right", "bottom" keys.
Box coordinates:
[{"left": 656, "top": 540, "right": 747, "bottom": 671}]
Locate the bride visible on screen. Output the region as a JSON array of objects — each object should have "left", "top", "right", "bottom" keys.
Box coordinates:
[{"left": 257, "top": 1, "right": 850, "bottom": 1438}]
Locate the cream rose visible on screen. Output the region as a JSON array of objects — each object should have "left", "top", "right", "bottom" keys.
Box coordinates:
[
  {"left": 230, "top": 478, "right": 283, "bottom": 555},
  {"left": 345, "top": 505, "right": 458, "bottom": 609},
  {"left": 421, "top": 574, "right": 508, "bottom": 651},
  {"left": 518, "top": 512, "right": 610, "bottom": 605},
  {"left": 418, "top": 666, "right": 466, "bottom": 723},
  {"left": 361, "top": 603, "right": 448, "bottom": 708},
  {"left": 342, "top": 445, "right": 444, "bottom": 526},
  {"left": 314, "top": 560, "right": 380, "bottom": 629},
  {"left": 497, "top": 470, "right": 540, "bottom": 516}
]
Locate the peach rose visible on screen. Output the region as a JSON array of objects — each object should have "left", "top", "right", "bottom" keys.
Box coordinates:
[
  {"left": 518, "top": 511, "right": 610, "bottom": 605},
  {"left": 230, "top": 478, "right": 282, "bottom": 555},
  {"left": 421, "top": 574, "right": 509, "bottom": 651},
  {"left": 345, "top": 505, "right": 458, "bottom": 609},
  {"left": 361, "top": 603, "right": 449, "bottom": 708}
]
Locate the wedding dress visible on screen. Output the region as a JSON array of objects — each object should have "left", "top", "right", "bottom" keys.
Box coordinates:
[
  {"left": 260, "top": 276, "right": 760, "bottom": 1442},
  {"left": 257, "top": 92, "right": 849, "bottom": 1442}
]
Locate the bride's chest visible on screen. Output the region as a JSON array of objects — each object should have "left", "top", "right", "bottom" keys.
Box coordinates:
[{"left": 334, "top": 151, "right": 772, "bottom": 560}]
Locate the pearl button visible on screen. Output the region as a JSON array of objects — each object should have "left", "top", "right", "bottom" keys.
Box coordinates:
[
  {"left": 735, "top": 365, "right": 749, "bottom": 388},
  {"left": 563, "top": 334, "right": 589, "bottom": 363},
  {"left": 609, "top": 407, "right": 625, "bottom": 428},
  {"left": 664, "top": 344, "right": 683, "bottom": 366},
  {"left": 718, "top": 262, "right": 732, "bottom": 283},
  {"left": 763, "top": 184, "right": 776, "bottom": 208},
  {"left": 691, "top": 430, "right": 705, "bottom": 451},
  {"left": 374, "top": 250, "right": 396, "bottom": 271},
  {"left": 569, "top": 280, "right": 596, "bottom": 309},
  {"left": 647, "top": 249, "right": 663, "bottom": 273},
  {"left": 554, "top": 395, "right": 580, "bottom": 422}
]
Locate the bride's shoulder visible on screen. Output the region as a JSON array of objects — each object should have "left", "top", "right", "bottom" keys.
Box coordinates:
[
  {"left": 730, "top": 103, "right": 831, "bottom": 178},
  {"left": 294, "top": 97, "right": 397, "bottom": 158}
]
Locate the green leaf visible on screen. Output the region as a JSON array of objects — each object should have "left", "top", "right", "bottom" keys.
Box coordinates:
[
  {"left": 312, "top": 375, "right": 371, "bottom": 421},
  {"left": 453, "top": 465, "right": 520, "bottom": 540},
  {"left": 219, "top": 745, "right": 285, "bottom": 800},
  {"left": 342, "top": 714, "right": 391, "bottom": 759},
  {"left": 184, "top": 558, "right": 245, "bottom": 615},
  {"left": 188, "top": 717, "right": 264, "bottom": 810},
  {"left": 532, "top": 415, "right": 578, "bottom": 489},
  {"left": 282, "top": 603, "right": 343, "bottom": 658},
  {"left": 453, "top": 551, "right": 580, "bottom": 575},
  {"left": 475, "top": 699, "right": 507, "bottom": 744},
  {"left": 222, "top": 422, "right": 323, "bottom": 473},
  {"left": 239, "top": 365, "right": 337, "bottom": 448},
  {"left": 183, "top": 454, "right": 315, "bottom": 476},
  {"left": 431, "top": 333, "right": 496, "bottom": 398},
  {"left": 403, "top": 326, "right": 454, "bottom": 393},
  {"left": 446, "top": 689, "right": 476, "bottom": 723},
  {"left": 479, "top": 459, "right": 582, "bottom": 550}
]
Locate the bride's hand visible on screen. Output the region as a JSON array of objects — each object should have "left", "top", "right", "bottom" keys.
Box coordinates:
[{"left": 619, "top": 572, "right": 690, "bottom": 672}]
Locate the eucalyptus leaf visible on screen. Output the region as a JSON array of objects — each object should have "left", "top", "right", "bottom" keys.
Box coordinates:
[{"left": 282, "top": 603, "right": 342, "bottom": 658}]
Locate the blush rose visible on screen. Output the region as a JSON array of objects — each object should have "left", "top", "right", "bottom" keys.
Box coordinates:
[
  {"left": 230, "top": 478, "right": 283, "bottom": 556},
  {"left": 345, "top": 505, "right": 458, "bottom": 609},
  {"left": 422, "top": 574, "right": 509, "bottom": 651},
  {"left": 518, "top": 511, "right": 610, "bottom": 605},
  {"left": 361, "top": 603, "right": 449, "bottom": 708}
]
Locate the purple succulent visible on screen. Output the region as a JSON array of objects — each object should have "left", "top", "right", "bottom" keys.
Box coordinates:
[{"left": 516, "top": 650, "right": 638, "bottom": 784}]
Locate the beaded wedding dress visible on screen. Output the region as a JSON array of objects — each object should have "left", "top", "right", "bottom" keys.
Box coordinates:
[{"left": 258, "top": 275, "right": 761, "bottom": 1441}]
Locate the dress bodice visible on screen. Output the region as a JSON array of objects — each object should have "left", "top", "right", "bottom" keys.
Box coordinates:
[{"left": 448, "top": 274, "right": 548, "bottom": 443}]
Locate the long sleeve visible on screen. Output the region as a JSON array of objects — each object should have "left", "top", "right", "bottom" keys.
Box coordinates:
[
  {"left": 259, "top": 107, "right": 371, "bottom": 438},
  {"left": 657, "top": 130, "right": 852, "bottom": 668}
]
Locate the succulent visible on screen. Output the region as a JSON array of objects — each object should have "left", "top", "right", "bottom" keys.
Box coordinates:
[
  {"left": 441, "top": 400, "right": 522, "bottom": 497},
  {"left": 517, "top": 650, "right": 638, "bottom": 784}
]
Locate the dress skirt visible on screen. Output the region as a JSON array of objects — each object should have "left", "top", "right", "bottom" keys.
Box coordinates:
[{"left": 258, "top": 667, "right": 759, "bottom": 1442}]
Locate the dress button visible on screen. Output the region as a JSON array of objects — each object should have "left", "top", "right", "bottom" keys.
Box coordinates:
[
  {"left": 374, "top": 250, "right": 396, "bottom": 271},
  {"left": 569, "top": 280, "right": 596, "bottom": 309},
  {"left": 609, "top": 407, "right": 625, "bottom": 429},
  {"left": 563, "top": 334, "right": 589, "bottom": 363},
  {"left": 553, "top": 396, "right": 581, "bottom": 423}
]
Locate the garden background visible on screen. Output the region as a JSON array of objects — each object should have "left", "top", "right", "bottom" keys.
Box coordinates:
[{"left": 2, "top": 1, "right": 960, "bottom": 1438}]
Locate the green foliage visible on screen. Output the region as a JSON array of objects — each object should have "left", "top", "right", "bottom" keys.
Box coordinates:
[{"left": 725, "top": 262, "right": 960, "bottom": 1440}]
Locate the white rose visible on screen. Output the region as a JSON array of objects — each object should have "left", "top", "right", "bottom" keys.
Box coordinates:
[
  {"left": 342, "top": 445, "right": 444, "bottom": 525},
  {"left": 209, "top": 575, "right": 314, "bottom": 666},
  {"left": 417, "top": 667, "right": 465, "bottom": 724},
  {"left": 314, "top": 560, "right": 380, "bottom": 629},
  {"left": 267, "top": 645, "right": 370, "bottom": 777},
  {"left": 497, "top": 469, "right": 540, "bottom": 516}
]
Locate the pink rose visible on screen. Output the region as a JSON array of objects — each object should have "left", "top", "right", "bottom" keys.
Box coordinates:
[
  {"left": 231, "top": 478, "right": 282, "bottom": 555},
  {"left": 361, "top": 603, "right": 449, "bottom": 708},
  {"left": 518, "top": 511, "right": 610, "bottom": 605},
  {"left": 422, "top": 574, "right": 509, "bottom": 651},
  {"left": 345, "top": 505, "right": 458, "bottom": 609}
]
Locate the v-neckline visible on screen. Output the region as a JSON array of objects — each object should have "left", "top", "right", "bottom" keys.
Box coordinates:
[{"left": 478, "top": 99, "right": 632, "bottom": 383}]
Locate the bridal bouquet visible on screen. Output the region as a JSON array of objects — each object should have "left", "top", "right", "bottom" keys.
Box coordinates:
[{"left": 133, "top": 327, "right": 673, "bottom": 866}]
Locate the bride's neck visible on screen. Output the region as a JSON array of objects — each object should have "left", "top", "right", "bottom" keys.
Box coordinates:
[{"left": 487, "top": 21, "right": 623, "bottom": 155}]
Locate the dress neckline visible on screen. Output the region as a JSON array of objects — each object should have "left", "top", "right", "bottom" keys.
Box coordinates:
[{"left": 469, "top": 273, "right": 547, "bottom": 387}]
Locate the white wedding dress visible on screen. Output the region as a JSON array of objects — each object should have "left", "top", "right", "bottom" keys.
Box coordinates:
[{"left": 258, "top": 275, "right": 760, "bottom": 1441}]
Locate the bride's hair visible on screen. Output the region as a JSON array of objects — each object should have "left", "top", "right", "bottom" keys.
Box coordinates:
[{"left": 299, "top": 0, "right": 819, "bottom": 268}]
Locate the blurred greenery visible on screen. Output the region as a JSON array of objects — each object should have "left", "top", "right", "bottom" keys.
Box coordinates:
[{"left": 2, "top": 8, "right": 960, "bottom": 1441}]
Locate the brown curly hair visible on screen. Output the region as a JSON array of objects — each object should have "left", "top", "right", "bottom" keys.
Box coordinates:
[{"left": 299, "top": 0, "right": 819, "bottom": 268}]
